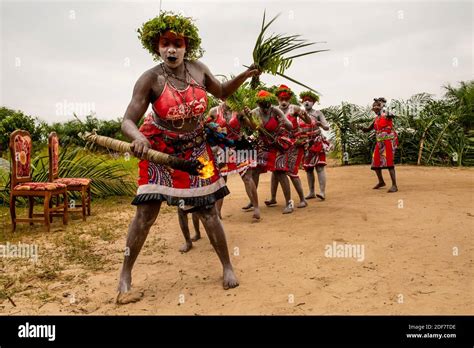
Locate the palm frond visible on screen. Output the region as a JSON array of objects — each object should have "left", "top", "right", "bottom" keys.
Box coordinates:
[{"left": 250, "top": 10, "right": 328, "bottom": 90}]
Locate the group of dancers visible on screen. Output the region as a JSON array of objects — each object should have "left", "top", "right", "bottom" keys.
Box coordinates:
[
  {"left": 116, "top": 12, "right": 398, "bottom": 301},
  {"left": 206, "top": 84, "right": 331, "bottom": 220}
]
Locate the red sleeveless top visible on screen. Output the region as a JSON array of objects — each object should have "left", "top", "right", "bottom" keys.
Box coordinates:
[
  {"left": 152, "top": 80, "right": 208, "bottom": 121},
  {"left": 215, "top": 106, "right": 241, "bottom": 141},
  {"left": 374, "top": 114, "right": 394, "bottom": 133},
  {"left": 263, "top": 116, "right": 279, "bottom": 132}
]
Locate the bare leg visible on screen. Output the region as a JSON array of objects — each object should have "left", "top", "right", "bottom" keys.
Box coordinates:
[
  {"left": 117, "top": 201, "right": 161, "bottom": 295},
  {"left": 387, "top": 168, "right": 398, "bottom": 192},
  {"left": 195, "top": 206, "right": 239, "bottom": 289},
  {"left": 275, "top": 171, "right": 293, "bottom": 214},
  {"left": 243, "top": 168, "right": 260, "bottom": 210},
  {"left": 305, "top": 168, "right": 316, "bottom": 199},
  {"left": 215, "top": 176, "right": 227, "bottom": 219},
  {"left": 241, "top": 170, "right": 260, "bottom": 220},
  {"left": 265, "top": 172, "right": 278, "bottom": 206},
  {"left": 373, "top": 169, "right": 386, "bottom": 189},
  {"left": 178, "top": 208, "right": 193, "bottom": 253},
  {"left": 289, "top": 175, "right": 307, "bottom": 208},
  {"left": 191, "top": 212, "right": 201, "bottom": 241},
  {"left": 316, "top": 166, "right": 327, "bottom": 200}
]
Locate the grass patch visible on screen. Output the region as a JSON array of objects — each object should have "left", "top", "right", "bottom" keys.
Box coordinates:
[{"left": 60, "top": 232, "right": 104, "bottom": 271}]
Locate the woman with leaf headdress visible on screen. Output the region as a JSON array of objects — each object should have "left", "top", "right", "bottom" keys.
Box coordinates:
[
  {"left": 117, "top": 11, "right": 262, "bottom": 302},
  {"left": 242, "top": 90, "right": 297, "bottom": 214},
  {"left": 299, "top": 90, "right": 331, "bottom": 201},
  {"left": 206, "top": 99, "right": 261, "bottom": 221},
  {"left": 263, "top": 85, "right": 312, "bottom": 210}
]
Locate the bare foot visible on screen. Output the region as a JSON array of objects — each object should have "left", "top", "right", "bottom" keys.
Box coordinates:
[
  {"left": 305, "top": 192, "right": 316, "bottom": 200},
  {"left": 117, "top": 271, "right": 131, "bottom": 293},
  {"left": 242, "top": 203, "right": 253, "bottom": 211},
  {"left": 223, "top": 268, "right": 239, "bottom": 290},
  {"left": 316, "top": 193, "right": 325, "bottom": 200},
  {"left": 191, "top": 234, "right": 201, "bottom": 242},
  {"left": 264, "top": 199, "right": 277, "bottom": 206},
  {"left": 282, "top": 205, "right": 294, "bottom": 214},
  {"left": 297, "top": 200, "right": 308, "bottom": 208},
  {"left": 116, "top": 290, "right": 144, "bottom": 305},
  {"left": 387, "top": 186, "right": 398, "bottom": 193},
  {"left": 373, "top": 182, "right": 386, "bottom": 189},
  {"left": 179, "top": 241, "right": 193, "bottom": 253},
  {"left": 252, "top": 207, "right": 261, "bottom": 222}
]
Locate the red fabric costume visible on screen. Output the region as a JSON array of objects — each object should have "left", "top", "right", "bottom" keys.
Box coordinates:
[
  {"left": 256, "top": 111, "right": 290, "bottom": 173},
  {"left": 285, "top": 112, "right": 305, "bottom": 178},
  {"left": 132, "top": 79, "right": 229, "bottom": 207},
  {"left": 371, "top": 113, "right": 398, "bottom": 170},
  {"left": 213, "top": 105, "right": 255, "bottom": 176},
  {"left": 299, "top": 113, "right": 329, "bottom": 169}
]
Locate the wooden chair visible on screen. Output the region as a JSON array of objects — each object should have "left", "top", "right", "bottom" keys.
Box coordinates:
[
  {"left": 48, "top": 132, "right": 92, "bottom": 221},
  {"left": 9, "top": 130, "right": 68, "bottom": 232}
]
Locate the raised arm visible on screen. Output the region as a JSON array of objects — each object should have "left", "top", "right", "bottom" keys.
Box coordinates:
[
  {"left": 294, "top": 105, "right": 312, "bottom": 124},
  {"left": 361, "top": 121, "right": 375, "bottom": 133},
  {"left": 317, "top": 111, "right": 330, "bottom": 131},
  {"left": 274, "top": 107, "right": 293, "bottom": 131},
  {"left": 121, "top": 71, "right": 154, "bottom": 158},
  {"left": 197, "top": 61, "right": 261, "bottom": 99}
]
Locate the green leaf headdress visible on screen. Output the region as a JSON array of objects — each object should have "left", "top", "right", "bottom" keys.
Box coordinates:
[
  {"left": 299, "top": 90, "right": 320, "bottom": 103},
  {"left": 137, "top": 11, "right": 204, "bottom": 61}
]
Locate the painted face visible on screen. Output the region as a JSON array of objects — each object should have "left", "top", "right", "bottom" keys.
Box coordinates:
[
  {"left": 302, "top": 98, "right": 315, "bottom": 111},
  {"left": 158, "top": 31, "right": 187, "bottom": 68},
  {"left": 372, "top": 101, "right": 382, "bottom": 113},
  {"left": 258, "top": 101, "right": 271, "bottom": 110},
  {"left": 278, "top": 96, "right": 290, "bottom": 109}
]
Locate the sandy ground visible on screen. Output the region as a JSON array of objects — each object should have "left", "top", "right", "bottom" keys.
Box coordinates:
[{"left": 0, "top": 164, "right": 473, "bottom": 315}]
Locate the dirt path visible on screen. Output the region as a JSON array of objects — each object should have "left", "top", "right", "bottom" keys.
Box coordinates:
[{"left": 1, "top": 165, "right": 472, "bottom": 315}]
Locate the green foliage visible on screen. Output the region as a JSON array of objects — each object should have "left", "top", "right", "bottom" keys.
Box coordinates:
[
  {"left": 323, "top": 103, "right": 373, "bottom": 165},
  {"left": 44, "top": 114, "right": 125, "bottom": 148},
  {"left": 138, "top": 11, "right": 204, "bottom": 61},
  {"left": 323, "top": 81, "right": 473, "bottom": 166},
  {"left": 299, "top": 90, "right": 320, "bottom": 103},
  {"left": 250, "top": 11, "right": 328, "bottom": 92},
  {"left": 227, "top": 82, "right": 259, "bottom": 112},
  {"left": 0, "top": 107, "right": 46, "bottom": 157},
  {"left": 206, "top": 93, "right": 220, "bottom": 114},
  {"left": 0, "top": 147, "right": 136, "bottom": 206}
]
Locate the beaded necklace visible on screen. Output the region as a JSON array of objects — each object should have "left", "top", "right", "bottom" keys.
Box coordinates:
[{"left": 161, "top": 62, "right": 205, "bottom": 129}]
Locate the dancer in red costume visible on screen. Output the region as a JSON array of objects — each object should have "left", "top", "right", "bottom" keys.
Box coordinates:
[
  {"left": 117, "top": 12, "right": 261, "bottom": 303},
  {"left": 264, "top": 85, "right": 311, "bottom": 209},
  {"left": 361, "top": 97, "right": 398, "bottom": 192},
  {"left": 243, "top": 90, "right": 294, "bottom": 214},
  {"left": 208, "top": 101, "right": 260, "bottom": 221},
  {"left": 299, "top": 90, "right": 330, "bottom": 200}
]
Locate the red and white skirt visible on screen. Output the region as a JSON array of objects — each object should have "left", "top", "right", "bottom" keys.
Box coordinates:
[
  {"left": 132, "top": 114, "right": 229, "bottom": 207},
  {"left": 256, "top": 142, "right": 289, "bottom": 173},
  {"left": 287, "top": 145, "right": 305, "bottom": 178},
  {"left": 303, "top": 135, "right": 329, "bottom": 169}
]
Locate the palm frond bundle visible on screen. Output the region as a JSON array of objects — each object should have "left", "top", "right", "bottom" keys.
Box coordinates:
[{"left": 250, "top": 11, "right": 328, "bottom": 92}]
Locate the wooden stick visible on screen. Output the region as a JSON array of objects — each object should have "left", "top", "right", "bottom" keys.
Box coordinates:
[{"left": 80, "top": 132, "right": 201, "bottom": 175}]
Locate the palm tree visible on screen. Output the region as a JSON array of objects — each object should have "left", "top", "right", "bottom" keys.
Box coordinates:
[{"left": 323, "top": 102, "right": 373, "bottom": 165}]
